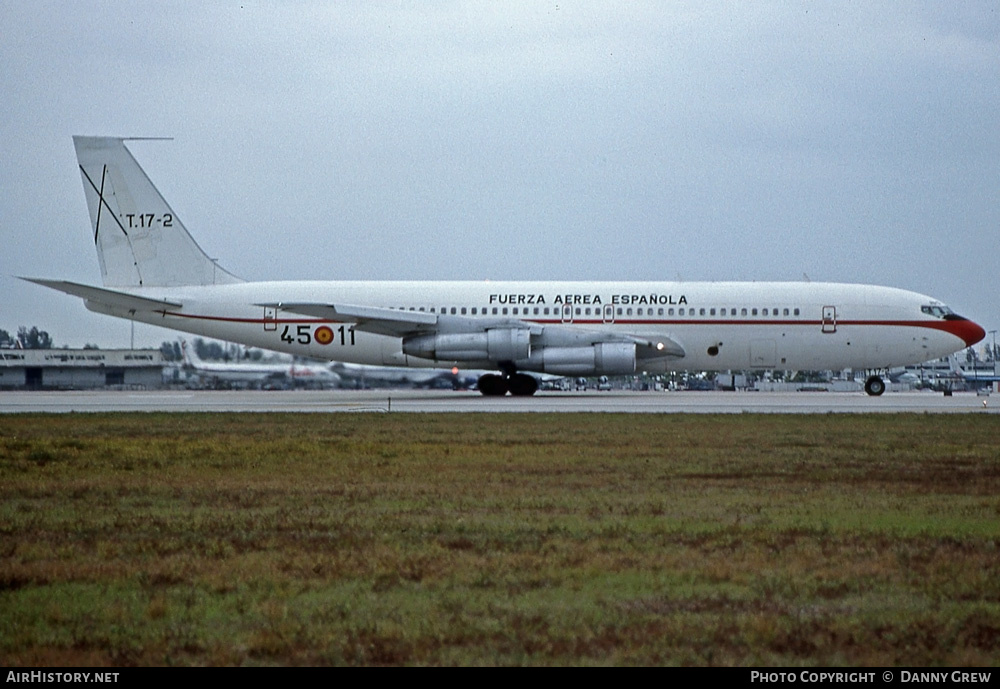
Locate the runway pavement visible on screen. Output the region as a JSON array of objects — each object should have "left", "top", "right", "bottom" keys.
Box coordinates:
[{"left": 1, "top": 389, "right": 996, "bottom": 413}]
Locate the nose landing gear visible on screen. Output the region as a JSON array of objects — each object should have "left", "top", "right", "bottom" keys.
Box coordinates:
[{"left": 864, "top": 375, "right": 886, "bottom": 396}]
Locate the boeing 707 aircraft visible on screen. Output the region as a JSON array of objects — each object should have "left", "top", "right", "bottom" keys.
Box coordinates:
[{"left": 24, "top": 136, "right": 986, "bottom": 396}]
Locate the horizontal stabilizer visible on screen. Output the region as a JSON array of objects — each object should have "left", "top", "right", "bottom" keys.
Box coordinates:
[{"left": 21, "top": 278, "right": 182, "bottom": 311}]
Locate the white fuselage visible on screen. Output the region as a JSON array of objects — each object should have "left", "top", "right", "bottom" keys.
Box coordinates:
[{"left": 87, "top": 280, "right": 972, "bottom": 374}]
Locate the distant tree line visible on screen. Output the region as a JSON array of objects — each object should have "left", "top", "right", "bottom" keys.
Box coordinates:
[
  {"left": 0, "top": 326, "right": 54, "bottom": 349},
  {"left": 160, "top": 341, "right": 182, "bottom": 361}
]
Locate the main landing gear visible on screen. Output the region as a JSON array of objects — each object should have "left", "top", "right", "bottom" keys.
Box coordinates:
[
  {"left": 477, "top": 372, "right": 538, "bottom": 396},
  {"left": 864, "top": 375, "right": 886, "bottom": 397}
]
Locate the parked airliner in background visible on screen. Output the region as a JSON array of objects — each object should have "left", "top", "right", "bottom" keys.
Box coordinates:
[
  {"left": 24, "top": 137, "right": 986, "bottom": 396},
  {"left": 331, "top": 361, "right": 470, "bottom": 390},
  {"left": 949, "top": 356, "right": 1000, "bottom": 388},
  {"left": 180, "top": 339, "right": 340, "bottom": 389}
]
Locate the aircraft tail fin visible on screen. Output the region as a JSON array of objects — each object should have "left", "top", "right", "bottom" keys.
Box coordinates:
[
  {"left": 179, "top": 339, "right": 202, "bottom": 368},
  {"left": 73, "top": 136, "right": 243, "bottom": 288},
  {"left": 948, "top": 355, "right": 967, "bottom": 377}
]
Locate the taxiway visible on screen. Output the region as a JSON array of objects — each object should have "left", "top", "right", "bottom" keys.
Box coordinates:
[{"left": 1, "top": 389, "right": 995, "bottom": 414}]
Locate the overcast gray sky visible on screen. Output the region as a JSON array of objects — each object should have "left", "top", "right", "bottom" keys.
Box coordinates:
[{"left": 2, "top": 1, "right": 998, "bottom": 351}]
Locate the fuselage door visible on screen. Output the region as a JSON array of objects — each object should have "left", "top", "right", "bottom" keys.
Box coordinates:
[
  {"left": 263, "top": 306, "right": 277, "bottom": 332},
  {"left": 602, "top": 303, "right": 615, "bottom": 324},
  {"left": 561, "top": 303, "right": 574, "bottom": 324},
  {"left": 821, "top": 305, "right": 837, "bottom": 334}
]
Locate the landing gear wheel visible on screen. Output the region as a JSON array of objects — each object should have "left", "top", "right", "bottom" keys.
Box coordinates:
[
  {"left": 477, "top": 373, "right": 509, "bottom": 396},
  {"left": 508, "top": 373, "right": 538, "bottom": 397},
  {"left": 864, "top": 375, "right": 886, "bottom": 397}
]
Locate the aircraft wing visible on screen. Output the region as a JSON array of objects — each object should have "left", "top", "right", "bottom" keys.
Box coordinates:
[
  {"left": 266, "top": 300, "right": 685, "bottom": 361},
  {"left": 20, "top": 278, "right": 183, "bottom": 311},
  {"left": 262, "top": 302, "right": 438, "bottom": 337}
]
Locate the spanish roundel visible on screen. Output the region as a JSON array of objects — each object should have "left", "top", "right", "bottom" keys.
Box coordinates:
[{"left": 314, "top": 326, "right": 334, "bottom": 345}]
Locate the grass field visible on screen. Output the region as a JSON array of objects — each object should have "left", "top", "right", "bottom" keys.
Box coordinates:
[{"left": 1, "top": 412, "right": 999, "bottom": 666}]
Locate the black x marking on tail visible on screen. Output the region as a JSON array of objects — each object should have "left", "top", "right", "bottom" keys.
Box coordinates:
[{"left": 79, "top": 164, "right": 128, "bottom": 243}]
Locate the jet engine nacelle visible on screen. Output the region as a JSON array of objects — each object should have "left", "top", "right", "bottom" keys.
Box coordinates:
[
  {"left": 516, "top": 342, "right": 636, "bottom": 376},
  {"left": 403, "top": 328, "right": 531, "bottom": 362}
]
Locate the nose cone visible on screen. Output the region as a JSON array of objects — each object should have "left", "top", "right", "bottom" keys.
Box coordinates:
[{"left": 944, "top": 316, "right": 986, "bottom": 347}]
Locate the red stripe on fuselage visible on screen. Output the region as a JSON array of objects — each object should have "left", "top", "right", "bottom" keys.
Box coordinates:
[{"left": 161, "top": 311, "right": 985, "bottom": 345}]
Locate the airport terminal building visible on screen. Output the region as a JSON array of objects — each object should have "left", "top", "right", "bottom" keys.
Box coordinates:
[{"left": 0, "top": 349, "right": 165, "bottom": 390}]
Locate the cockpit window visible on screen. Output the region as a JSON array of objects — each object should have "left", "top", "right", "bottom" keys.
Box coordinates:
[{"left": 921, "top": 305, "right": 954, "bottom": 319}]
